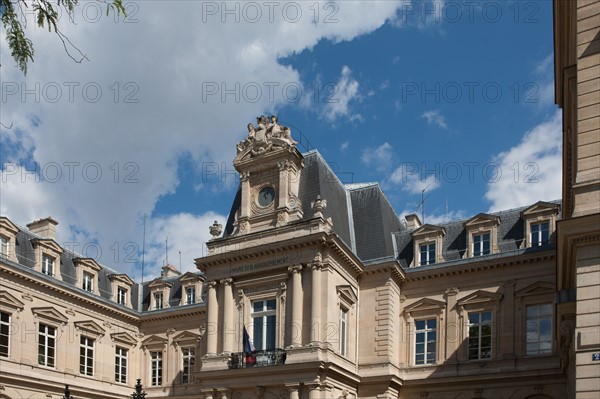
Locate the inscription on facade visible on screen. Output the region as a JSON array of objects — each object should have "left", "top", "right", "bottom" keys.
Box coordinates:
[{"left": 232, "top": 257, "right": 289, "bottom": 275}]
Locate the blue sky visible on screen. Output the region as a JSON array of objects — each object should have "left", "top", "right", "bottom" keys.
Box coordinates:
[{"left": 0, "top": 1, "right": 561, "bottom": 279}]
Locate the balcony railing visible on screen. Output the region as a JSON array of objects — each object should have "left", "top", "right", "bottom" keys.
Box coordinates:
[{"left": 228, "top": 349, "right": 287, "bottom": 369}]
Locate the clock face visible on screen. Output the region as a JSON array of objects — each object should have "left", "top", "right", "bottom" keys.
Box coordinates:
[{"left": 258, "top": 186, "right": 276, "bottom": 206}]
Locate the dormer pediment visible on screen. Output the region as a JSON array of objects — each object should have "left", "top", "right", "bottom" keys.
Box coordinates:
[
  {"left": 0, "top": 217, "right": 19, "bottom": 235},
  {"left": 0, "top": 290, "right": 25, "bottom": 312},
  {"left": 521, "top": 201, "right": 560, "bottom": 217},
  {"left": 111, "top": 332, "right": 138, "bottom": 347},
  {"left": 109, "top": 273, "right": 134, "bottom": 287},
  {"left": 457, "top": 290, "right": 503, "bottom": 307},
  {"left": 30, "top": 238, "right": 63, "bottom": 254},
  {"left": 412, "top": 224, "right": 446, "bottom": 237},
  {"left": 141, "top": 334, "right": 167, "bottom": 349},
  {"left": 464, "top": 213, "right": 500, "bottom": 228},
  {"left": 336, "top": 285, "right": 358, "bottom": 306},
  {"left": 404, "top": 298, "right": 446, "bottom": 315},
  {"left": 74, "top": 320, "right": 105, "bottom": 336},
  {"left": 148, "top": 278, "right": 173, "bottom": 289},
  {"left": 32, "top": 307, "right": 68, "bottom": 325},
  {"left": 180, "top": 272, "right": 204, "bottom": 284},
  {"left": 73, "top": 257, "right": 102, "bottom": 272},
  {"left": 516, "top": 281, "right": 555, "bottom": 298}
]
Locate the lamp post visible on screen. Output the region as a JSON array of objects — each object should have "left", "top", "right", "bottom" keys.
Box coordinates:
[
  {"left": 62, "top": 385, "right": 73, "bottom": 399},
  {"left": 131, "top": 379, "right": 147, "bottom": 399}
]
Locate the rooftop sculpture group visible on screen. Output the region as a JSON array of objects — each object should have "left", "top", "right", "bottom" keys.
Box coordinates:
[{"left": 235, "top": 115, "right": 296, "bottom": 159}]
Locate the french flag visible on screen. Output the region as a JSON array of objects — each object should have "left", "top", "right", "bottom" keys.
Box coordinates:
[{"left": 243, "top": 325, "right": 256, "bottom": 366}]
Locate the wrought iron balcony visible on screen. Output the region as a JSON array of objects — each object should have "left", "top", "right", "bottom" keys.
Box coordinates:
[{"left": 228, "top": 349, "right": 287, "bottom": 369}]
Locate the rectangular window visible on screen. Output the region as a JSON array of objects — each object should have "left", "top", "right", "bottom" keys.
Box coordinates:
[
  {"left": 38, "top": 323, "right": 56, "bottom": 367},
  {"left": 150, "top": 351, "right": 163, "bottom": 386},
  {"left": 0, "top": 312, "right": 10, "bottom": 357},
  {"left": 181, "top": 347, "right": 195, "bottom": 384},
  {"left": 339, "top": 308, "right": 348, "bottom": 356},
  {"left": 42, "top": 255, "right": 54, "bottom": 276},
  {"left": 473, "top": 233, "right": 491, "bottom": 256},
  {"left": 526, "top": 304, "right": 553, "bottom": 355},
  {"left": 83, "top": 272, "right": 94, "bottom": 292},
  {"left": 468, "top": 311, "right": 492, "bottom": 360},
  {"left": 252, "top": 299, "right": 277, "bottom": 350},
  {"left": 115, "top": 347, "right": 128, "bottom": 383},
  {"left": 415, "top": 319, "right": 436, "bottom": 365},
  {"left": 117, "top": 287, "right": 127, "bottom": 306},
  {"left": 154, "top": 292, "right": 163, "bottom": 310},
  {"left": 80, "top": 336, "right": 94, "bottom": 376},
  {"left": 186, "top": 287, "right": 196, "bottom": 305},
  {"left": 420, "top": 243, "right": 436, "bottom": 265},
  {"left": 0, "top": 236, "right": 8, "bottom": 257},
  {"left": 531, "top": 222, "right": 550, "bottom": 246}
]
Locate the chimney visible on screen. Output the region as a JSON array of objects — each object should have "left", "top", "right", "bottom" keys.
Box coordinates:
[
  {"left": 27, "top": 217, "right": 58, "bottom": 240},
  {"left": 405, "top": 214, "right": 422, "bottom": 229},
  {"left": 161, "top": 264, "right": 181, "bottom": 278}
]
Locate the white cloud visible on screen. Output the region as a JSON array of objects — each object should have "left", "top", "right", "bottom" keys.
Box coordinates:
[
  {"left": 380, "top": 80, "right": 390, "bottom": 90},
  {"left": 485, "top": 111, "right": 562, "bottom": 212},
  {"left": 340, "top": 141, "right": 349, "bottom": 151},
  {"left": 390, "top": 169, "right": 441, "bottom": 195},
  {"left": 361, "top": 142, "right": 394, "bottom": 172},
  {"left": 421, "top": 110, "right": 448, "bottom": 129},
  {"left": 0, "top": 1, "right": 406, "bottom": 276},
  {"left": 322, "top": 66, "right": 362, "bottom": 122}
]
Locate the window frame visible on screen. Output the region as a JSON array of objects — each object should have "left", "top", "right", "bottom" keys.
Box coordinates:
[
  {"left": 419, "top": 242, "right": 436, "bottom": 266},
  {"left": 38, "top": 323, "right": 57, "bottom": 368},
  {"left": 530, "top": 221, "right": 550, "bottom": 247},
  {"left": 339, "top": 307, "right": 348, "bottom": 356},
  {"left": 251, "top": 298, "right": 277, "bottom": 351},
  {"left": 42, "top": 254, "right": 55, "bottom": 276},
  {"left": 0, "top": 311, "right": 10, "bottom": 358},
  {"left": 115, "top": 346, "right": 128, "bottom": 384},
  {"left": 467, "top": 311, "right": 493, "bottom": 360},
  {"left": 79, "top": 335, "right": 95, "bottom": 376},
  {"left": 154, "top": 292, "right": 164, "bottom": 310},
  {"left": 185, "top": 286, "right": 196, "bottom": 305},
  {"left": 472, "top": 232, "right": 491, "bottom": 257},
  {"left": 181, "top": 347, "right": 195, "bottom": 384},
  {"left": 525, "top": 303, "right": 553, "bottom": 356},
  {"left": 150, "top": 350, "right": 163, "bottom": 386},
  {"left": 117, "top": 287, "right": 128, "bottom": 306},
  {"left": 0, "top": 235, "right": 8, "bottom": 257},
  {"left": 82, "top": 271, "right": 94, "bottom": 292}
]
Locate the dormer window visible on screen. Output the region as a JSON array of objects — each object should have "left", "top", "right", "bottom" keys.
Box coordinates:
[
  {"left": 473, "top": 233, "right": 491, "bottom": 257},
  {"left": 464, "top": 213, "right": 500, "bottom": 258},
  {"left": 185, "top": 287, "right": 196, "bottom": 305},
  {"left": 117, "top": 287, "right": 128, "bottom": 306},
  {"left": 154, "top": 292, "right": 164, "bottom": 310},
  {"left": 420, "top": 242, "right": 436, "bottom": 265},
  {"left": 410, "top": 221, "right": 445, "bottom": 267},
  {"left": 42, "top": 255, "right": 55, "bottom": 276},
  {"left": 83, "top": 272, "right": 94, "bottom": 292},
  {"left": 0, "top": 236, "right": 8, "bottom": 257},
  {"left": 531, "top": 221, "right": 550, "bottom": 246}
]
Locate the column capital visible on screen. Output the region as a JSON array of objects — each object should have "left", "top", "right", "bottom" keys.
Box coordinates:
[
  {"left": 445, "top": 287, "right": 459, "bottom": 297},
  {"left": 288, "top": 264, "right": 303, "bottom": 274},
  {"left": 220, "top": 278, "right": 234, "bottom": 286},
  {"left": 206, "top": 280, "right": 218, "bottom": 289}
]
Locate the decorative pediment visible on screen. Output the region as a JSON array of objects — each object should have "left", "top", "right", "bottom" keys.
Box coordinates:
[
  {"left": 0, "top": 217, "right": 19, "bottom": 235},
  {"left": 180, "top": 272, "right": 204, "bottom": 284},
  {"left": 148, "top": 278, "right": 173, "bottom": 289},
  {"left": 336, "top": 285, "right": 358, "bottom": 306},
  {"left": 30, "top": 238, "right": 63, "bottom": 254},
  {"left": 74, "top": 320, "right": 105, "bottom": 336},
  {"left": 31, "top": 307, "right": 68, "bottom": 325},
  {"left": 412, "top": 224, "right": 446, "bottom": 237},
  {"left": 173, "top": 331, "right": 201, "bottom": 346},
  {"left": 141, "top": 334, "right": 167, "bottom": 349},
  {"left": 73, "top": 257, "right": 102, "bottom": 272},
  {"left": 111, "top": 331, "right": 138, "bottom": 347},
  {"left": 521, "top": 201, "right": 560, "bottom": 217},
  {"left": 516, "top": 281, "right": 555, "bottom": 298},
  {"left": 457, "top": 290, "right": 503, "bottom": 307},
  {"left": 109, "top": 273, "right": 134, "bottom": 287},
  {"left": 464, "top": 213, "right": 500, "bottom": 228},
  {"left": 404, "top": 298, "right": 446, "bottom": 315},
  {"left": 0, "top": 290, "right": 25, "bottom": 312}
]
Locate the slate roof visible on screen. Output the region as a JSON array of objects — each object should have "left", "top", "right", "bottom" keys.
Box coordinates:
[{"left": 393, "top": 200, "right": 561, "bottom": 269}]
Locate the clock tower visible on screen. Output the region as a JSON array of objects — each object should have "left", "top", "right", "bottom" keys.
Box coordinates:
[{"left": 231, "top": 116, "right": 304, "bottom": 235}]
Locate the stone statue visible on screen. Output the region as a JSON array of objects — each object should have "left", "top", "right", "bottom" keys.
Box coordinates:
[
  {"left": 209, "top": 220, "right": 223, "bottom": 238},
  {"left": 235, "top": 115, "right": 297, "bottom": 159}
]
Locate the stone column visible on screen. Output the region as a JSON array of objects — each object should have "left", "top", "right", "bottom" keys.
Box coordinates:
[
  {"left": 219, "top": 389, "right": 231, "bottom": 399},
  {"left": 288, "top": 265, "right": 303, "bottom": 347},
  {"left": 309, "top": 261, "right": 322, "bottom": 343},
  {"left": 206, "top": 281, "right": 218, "bottom": 355},
  {"left": 221, "top": 278, "right": 235, "bottom": 353},
  {"left": 307, "top": 383, "right": 322, "bottom": 399},
  {"left": 287, "top": 384, "right": 300, "bottom": 399}
]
